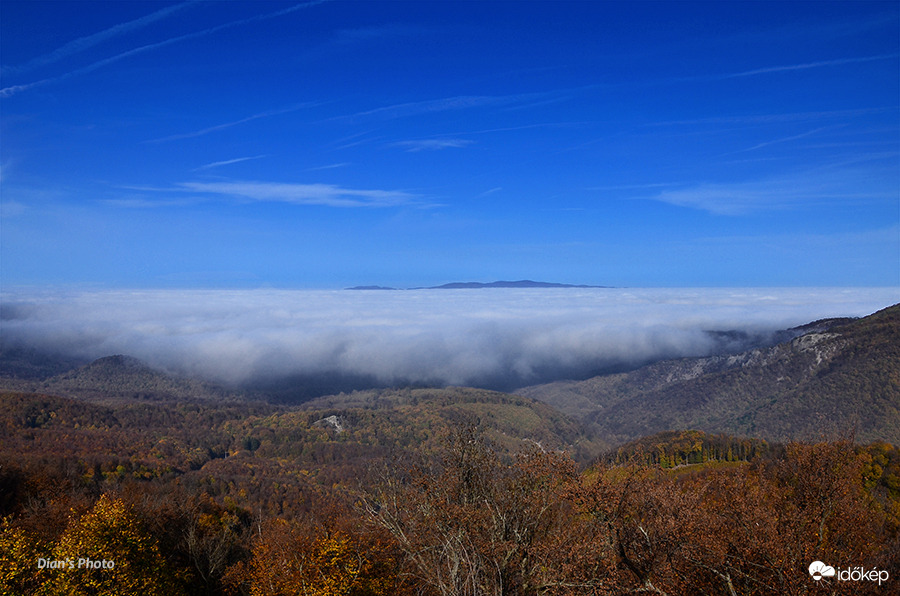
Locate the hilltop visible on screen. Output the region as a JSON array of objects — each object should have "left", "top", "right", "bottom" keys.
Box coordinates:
[
  {"left": 2, "top": 354, "right": 244, "bottom": 403},
  {"left": 422, "top": 280, "right": 611, "bottom": 289}
]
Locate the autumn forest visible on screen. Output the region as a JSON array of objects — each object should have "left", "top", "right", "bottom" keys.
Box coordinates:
[
  {"left": 2, "top": 305, "right": 900, "bottom": 594},
  {"left": 0, "top": 385, "right": 898, "bottom": 595}
]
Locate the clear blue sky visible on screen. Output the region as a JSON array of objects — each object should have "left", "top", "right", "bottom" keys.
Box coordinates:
[{"left": 2, "top": 1, "right": 898, "bottom": 289}]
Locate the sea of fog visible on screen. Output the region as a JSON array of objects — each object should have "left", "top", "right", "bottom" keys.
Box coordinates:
[{"left": 1, "top": 287, "right": 898, "bottom": 390}]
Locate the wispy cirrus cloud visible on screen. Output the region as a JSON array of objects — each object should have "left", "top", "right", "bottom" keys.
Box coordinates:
[
  {"left": 1, "top": 2, "right": 195, "bottom": 77},
  {"left": 648, "top": 108, "right": 893, "bottom": 128},
  {"left": 724, "top": 53, "right": 898, "bottom": 79},
  {"left": 332, "top": 23, "right": 430, "bottom": 46},
  {"left": 738, "top": 126, "right": 837, "bottom": 153},
  {"left": 0, "top": 1, "right": 329, "bottom": 98},
  {"left": 650, "top": 167, "right": 896, "bottom": 215},
  {"left": 101, "top": 197, "right": 197, "bottom": 209},
  {"left": 306, "top": 163, "right": 350, "bottom": 171},
  {"left": 647, "top": 54, "right": 899, "bottom": 92},
  {"left": 392, "top": 138, "right": 474, "bottom": 152},
  {"left": 179, "top": 180, "right": 417, "bottom": 208},
  {"left": 477, "top": 187, "right": 503, "bottom": 198},
  {"left": 147, "top": 103, "right": 319, "bottom": 143},
  {"left": 298, "top": 22, "right": 433, "bottom": 64},
  {"left": 194, "top": 156, "right": 267, "bottom": 171},
  {"left": 346, "top": 91, "right": 557, "bottom": 121}
]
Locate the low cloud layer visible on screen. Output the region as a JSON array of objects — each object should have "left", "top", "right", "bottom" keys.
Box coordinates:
[{"left": 1, "top": 288, "right": 897, "bottom": 391}]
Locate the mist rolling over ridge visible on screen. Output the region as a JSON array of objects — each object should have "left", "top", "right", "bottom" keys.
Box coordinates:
[{"left": 2, "top": 287, "right": 897, "bottom": 394}]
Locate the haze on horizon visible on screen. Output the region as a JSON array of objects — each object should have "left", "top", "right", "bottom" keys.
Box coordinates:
[{"left": 1, "top": 1, "right": 898, "bottom": 290}]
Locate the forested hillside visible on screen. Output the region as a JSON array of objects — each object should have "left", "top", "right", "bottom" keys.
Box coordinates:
[
  {"left": 1, "top": 355, "right": 246, "bottom": 403},
  {"left": 1, "top": 390, "right": 898, "bottom": 595},
  {"left": 519, "top": 303, "right": 900, "bottom": 444}
]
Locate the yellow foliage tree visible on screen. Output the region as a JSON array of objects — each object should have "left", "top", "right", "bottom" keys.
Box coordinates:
[
  {"left": 0, "top": 517, "right": 49, "bottom": 595},
  {"left": 41, "top": 494, "right": 183, "bottom": 596}
]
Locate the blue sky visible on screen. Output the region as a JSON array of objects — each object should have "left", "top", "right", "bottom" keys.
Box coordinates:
[{"left": 2, "top": 1, "right": 898, "bottom": 289}]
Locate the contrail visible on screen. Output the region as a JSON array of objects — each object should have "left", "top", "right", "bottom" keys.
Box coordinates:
[
  {"left": 739, "top": 126, "right": 837, "bottom": 153},
  {"left": 146, "top": 103, "right": 319, "bottom": 143},
  {"left": 0, "top": 0, "right": 331, "bottom": 98},
  {"left": 661, "top": 54, "right": 898, "bottom": 89},
  {"left": 725, "top": 54, "right": 898, "bottom": 79},
  {"left": 1, "top": 1, "right": 196, "bottom": 76},
  {"left": 194, "top": 156, "right": 268, "bottom": 171}
]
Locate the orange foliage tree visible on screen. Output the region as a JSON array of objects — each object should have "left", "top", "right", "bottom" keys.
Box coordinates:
[
  {"left": 364, "top": 426, "right": 617, "bottom": 595},
  {"left": 224, "top": 515, "right": 404, "bottom": 596}
]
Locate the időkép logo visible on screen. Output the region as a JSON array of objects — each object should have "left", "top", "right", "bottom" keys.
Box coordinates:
[{"left": 809, "top": 561, "right": 889, "bottom": 586}]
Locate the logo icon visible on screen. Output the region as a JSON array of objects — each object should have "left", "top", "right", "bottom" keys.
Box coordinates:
[{"left": 809, "top": 561, "right": 836, "bottom": 581}]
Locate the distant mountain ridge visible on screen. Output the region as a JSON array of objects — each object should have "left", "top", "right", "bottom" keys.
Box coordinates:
[
  {"left": 517, "top": 303, "right": 900, "bottom": 445},
  {"left": 426, "top": 280, "right": 611, "bottom": 289},
  {"left": 346, "top": 280, "right": 611, "bottom": 290},
  {"left": 11, "top": 354, "right": 243, "bottom": 403}
]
